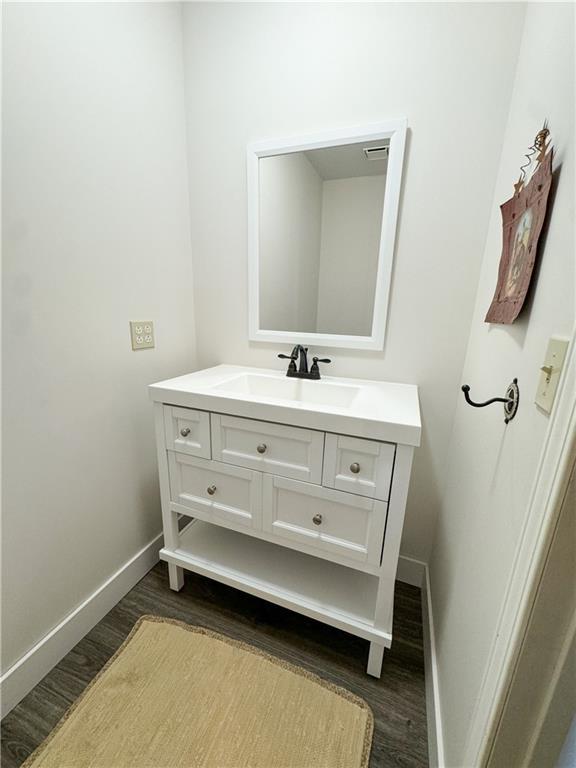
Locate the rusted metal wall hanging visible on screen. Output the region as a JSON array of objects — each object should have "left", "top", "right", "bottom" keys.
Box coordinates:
[{"left": 485, "top": 124, "right": 553, "bottom": 324}]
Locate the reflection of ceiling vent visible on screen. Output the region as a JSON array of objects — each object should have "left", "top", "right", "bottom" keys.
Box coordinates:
[{"left": 363, "top": 146, "right": 389, "bottom": 160}]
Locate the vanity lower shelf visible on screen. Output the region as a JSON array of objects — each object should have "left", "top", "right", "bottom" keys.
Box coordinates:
[{"left": 160, "top": 519, "right": 392, "bottom": 646}]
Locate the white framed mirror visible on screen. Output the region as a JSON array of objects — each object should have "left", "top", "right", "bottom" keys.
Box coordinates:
[{"left": 247, "top": 119, "right": 407, "bottom": 351}]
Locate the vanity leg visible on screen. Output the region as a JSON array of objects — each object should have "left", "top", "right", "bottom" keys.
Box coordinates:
[
  {"left": 367, "top": 642, "right": 385, "bottom": 678},
  {"left": 168, "top": 564, "right": 185, "bottom": 592}
]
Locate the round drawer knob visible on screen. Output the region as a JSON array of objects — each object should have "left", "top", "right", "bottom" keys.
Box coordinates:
[
  {"left": 256, "top": 443, "right": 267, "bottom": 454},
  {"left": 180, "top": 427, "right": 191, "bottom": 437},
  {"left": 207, "top": 485, "right": 217, "bottom": 496},
  {"left": 312, "top": 513, "right": 323, "bottom": 526},
  {"left": 350, "top": 462, "right": 360, "bottom": 474}
]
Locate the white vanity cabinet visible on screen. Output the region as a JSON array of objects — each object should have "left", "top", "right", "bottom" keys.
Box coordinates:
[{"left": 150, "top": 365, "right": 421, "bottom": 678}]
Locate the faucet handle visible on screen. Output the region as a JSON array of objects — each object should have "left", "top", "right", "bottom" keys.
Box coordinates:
[
  {"left": 278, "top": 347, "right": 299, "bottom": 360},
  {"left": 310, "top": 356, "right": 331, "bottom": 379},
  {"left": 278, "top": 353, "right": 297, "bottom": 374}
]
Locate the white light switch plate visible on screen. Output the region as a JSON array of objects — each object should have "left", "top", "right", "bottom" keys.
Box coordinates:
[
  {"left": 535, "top": 337, "right": 569, "bottom": 413},
  {"left": 130, "top": 321, "right": 155, "bottom": 350}
]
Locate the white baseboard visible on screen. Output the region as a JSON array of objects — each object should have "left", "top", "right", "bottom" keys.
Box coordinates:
[
  {"left": 397, "top": 555, "right": 445, "bottom": 765},
  {"left": 0, "top": 533, "right": 163, "bottom": 718},
  {"left": 397, "top": 554, "right": 426, "bottom": 587},
  {"left": 422, "top": 563, "right": 445, "bottom": 767}
]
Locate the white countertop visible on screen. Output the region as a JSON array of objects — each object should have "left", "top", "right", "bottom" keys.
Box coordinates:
[{"left": 149, "top": 364, "right": 421, "bottom": 446}]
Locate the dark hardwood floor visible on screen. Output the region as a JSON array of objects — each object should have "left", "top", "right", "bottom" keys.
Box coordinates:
[{"left": 1, "top": 563, "right": 428, "bottom": 767}]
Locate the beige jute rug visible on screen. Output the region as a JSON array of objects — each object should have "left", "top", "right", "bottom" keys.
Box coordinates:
[{"left": 23, "top": 616, "right": 373, "bottom": 768}]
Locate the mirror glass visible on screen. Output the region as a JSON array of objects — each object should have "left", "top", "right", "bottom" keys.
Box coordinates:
[{"left": 258, "top": 140, "right": 389, "bottom": 337}]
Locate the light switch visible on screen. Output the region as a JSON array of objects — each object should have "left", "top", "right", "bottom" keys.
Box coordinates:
[
  {"left": 130, "top": 321, "right": 155, "bottom": 350},
  {"left": 535, "top": 337, "right": 569, "bottom": 413}
]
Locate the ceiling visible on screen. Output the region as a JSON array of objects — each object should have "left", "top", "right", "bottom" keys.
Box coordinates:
[{"left": 305, "top": 139, "right": 389, "bottom": 180}]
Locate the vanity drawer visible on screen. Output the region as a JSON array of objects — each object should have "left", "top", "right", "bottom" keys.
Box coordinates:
[
  {"left": 211, "top": 414, "right": 324, "bottom": 484},
  {"left": 168, "top": 452, "right": 261, "bottom": 530},
  {"left": 323, "top": 434, "right": 395, "bottom": 501},
  {"left": 262, "top": 475, "right": 387, "bottom": 567},
  {"left": 164, "top": 406, "right": 211, "bottom": 458}
]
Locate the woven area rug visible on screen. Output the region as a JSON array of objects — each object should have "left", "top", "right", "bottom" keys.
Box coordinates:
[{"left": 23, "top": 616, "right": 373, "bottom": 768}]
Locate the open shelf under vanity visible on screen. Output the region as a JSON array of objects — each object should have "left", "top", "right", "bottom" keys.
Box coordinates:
[{"left": 160, "top": 518, "right": 392, "bottom": 645}]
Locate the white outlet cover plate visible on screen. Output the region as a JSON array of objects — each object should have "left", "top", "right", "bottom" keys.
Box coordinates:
[
  {"left": 535, "top": 337, "right": 569, "bottom": 413},
  {"left": 130, "top": 321, "right": 155, "bottom": 350}
]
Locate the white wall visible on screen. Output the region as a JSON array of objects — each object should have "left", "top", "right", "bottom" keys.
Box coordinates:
[
  {"left": 429, "top": 4, "right": 574, "bottom": 765},
  {"left": 259, "top": 152, "right": 322, "bottom": 332},
  {"left": 316, "top": 175, "right": 385, "bottom": 336},
  {"left": 181, "top": 2, "right": 526, "bottom": 561},
  {"left": 2, "top": 3, "right": 195, "bottom": 671}
]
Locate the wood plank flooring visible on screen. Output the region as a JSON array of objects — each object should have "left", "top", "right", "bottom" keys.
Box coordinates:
[{"left": 1, "top": 562, "right": 428, "bottom": 767}]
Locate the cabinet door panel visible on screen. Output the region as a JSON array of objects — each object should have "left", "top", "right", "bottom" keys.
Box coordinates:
[
  {"left": 323, "top": 434, "right": 395, "bottom": 501},
  {"left": 263, "top": 475, "right": 387, "bottom": 567},
  {"left": 168, "top": 452, "right": 261, "bottom": 530},
  {"left": 164, "top": 406, "right": 211, "bottom": 458},
  {"left": 212, "top": 413, "right": 324, "bottom": 483}
]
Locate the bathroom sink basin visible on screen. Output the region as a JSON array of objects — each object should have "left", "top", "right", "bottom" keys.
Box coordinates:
[
  {"left": 149, "top": 364, "right": 421, "bottom": 445},
  {"left": 211, "top": 372, "right": 360, "bottom": 408}
]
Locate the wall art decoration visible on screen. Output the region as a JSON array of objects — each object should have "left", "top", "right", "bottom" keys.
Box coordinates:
[{"left": 485, "top": 125, "right": 553, "bottom": 324}]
